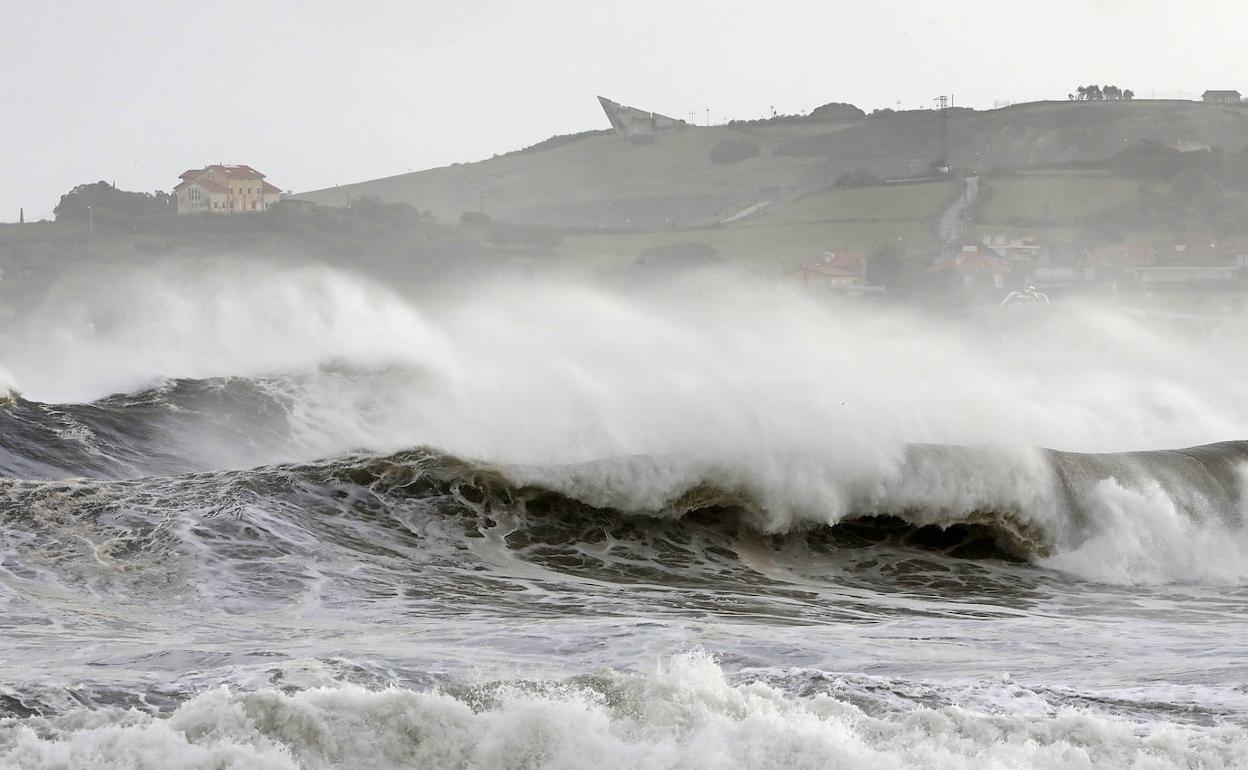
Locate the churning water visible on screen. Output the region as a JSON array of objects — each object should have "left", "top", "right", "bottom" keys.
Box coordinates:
[{"left": 0, "top": 261, "right": 1246, "bottom": 768}]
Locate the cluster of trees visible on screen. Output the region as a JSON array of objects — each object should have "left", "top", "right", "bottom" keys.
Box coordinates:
[
  {"left": 1070, "top": 85, "right": 1135, "bottom": 101},
  {"left": 53, "top": 181, "right": 174, "bottom": 224},
  {"left": 726, "top": 102, "right": 866, "bottom": 128}
]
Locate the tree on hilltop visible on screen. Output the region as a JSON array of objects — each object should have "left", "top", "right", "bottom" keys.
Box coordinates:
[
  {"left": 53, "top": 181, "right": 173, "bottom": 224},
  {"left": 1072, "top": 84, "right": 1134, "bottom": 102}
]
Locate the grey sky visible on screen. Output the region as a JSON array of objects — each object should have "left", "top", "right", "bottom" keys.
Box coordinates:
[{"left": 3, "top": 0, "right": 1245, "bottom": 220}]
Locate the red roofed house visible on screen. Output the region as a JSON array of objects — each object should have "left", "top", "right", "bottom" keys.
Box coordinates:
[
  {"left": 934, "top": 241, "right": 1012, "bottom": 289},
  {"left": 174, "top": 165, "right": 282, "bottom": 215},
  {"left": 790, "top": 250, "right": 867, "bottom": 289}
]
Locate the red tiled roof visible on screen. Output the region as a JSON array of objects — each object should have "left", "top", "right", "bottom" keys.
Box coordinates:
[
  {"left": 174, "top": 178, "right": 229, "bottom": 193},
  {"left": 935, "top": 251, "right": 1011, "bottom": 275},
  {"left": 799, "top": 263, "right": 860, "bottom": 278},
  {"left": 178, "top": 164, "right": 267, "bottom": 183},
  {"left": 212, "top": 164, "right": 263, "bottom": 179},
  {"left": 260, "top": 181, "right": 282, "bottom": 194}
]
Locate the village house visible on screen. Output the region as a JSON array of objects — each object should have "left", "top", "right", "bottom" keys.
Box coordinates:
[
  {"left": 1201, "top": 90, "right": 1241, "bottom": 104},
  {"left": 979, "top": 231, "right": 1046, "bottom": 264},
  {"left": 174, "top": 165, "right": 282, "bottom": 215},
  {"left": 933, "top": 241, "right": 1012, "bottom": 290},
  {"left": 789, "top": 250, "right": 868, "bottom": 290}
]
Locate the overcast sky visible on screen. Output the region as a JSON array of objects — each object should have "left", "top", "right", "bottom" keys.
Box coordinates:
[{"left": 3, "top": 0, "right": 1246, "bottom": 220}]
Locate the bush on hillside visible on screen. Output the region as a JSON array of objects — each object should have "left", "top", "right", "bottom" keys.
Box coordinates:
[
  {"left": 709, "top": 139, "right": 760, "bottom": 164},
  {"left": 1105, "top": 141, "right": 1189, "bottom": 180},
  {"left": 834, "top": 169, "right": 881, "bottom": 188}
]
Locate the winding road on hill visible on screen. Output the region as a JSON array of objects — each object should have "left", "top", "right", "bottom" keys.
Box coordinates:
[{"left": 938, "top": 175, "right": 979, "bottom": 244}]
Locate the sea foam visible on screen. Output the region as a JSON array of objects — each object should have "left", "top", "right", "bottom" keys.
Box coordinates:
[{"left": 1, "top": 653, "right": 1244, "bottom": 770}]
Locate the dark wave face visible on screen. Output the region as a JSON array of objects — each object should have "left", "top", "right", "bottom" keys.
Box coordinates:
[{"left": 3, "top": 378, "right": 1248, "bottom": 590}]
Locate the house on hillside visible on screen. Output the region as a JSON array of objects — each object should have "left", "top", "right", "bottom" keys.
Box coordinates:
[
  {"left": 979, "top": 231, "right": 1046, "bottom": 263},
  {"left": 789, "top": 250, "right": 867, "bottom": 289},
  {"left": 1201, "top": 90, "right": 1241, "bottom": 104},
  {"left": 175, "top": 165, "right": 282, "bottom": 215},
  {"left": 933, "top": 241, "right": 1012, "bottom": 290}
]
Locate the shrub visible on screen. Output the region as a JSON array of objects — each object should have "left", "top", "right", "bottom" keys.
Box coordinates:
[{"left": 709, "top": 139, "right": 760, "bottom": 164}]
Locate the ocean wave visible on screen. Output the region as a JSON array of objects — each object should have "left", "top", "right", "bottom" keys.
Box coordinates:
[
  {"left": 2, "top": 435, "right": 1247, "bottom": 588},
  {"left": 1, "top": 652, "right": 1243, "bottom": 770}
]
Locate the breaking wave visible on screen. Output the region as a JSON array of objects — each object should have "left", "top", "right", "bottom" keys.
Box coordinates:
[
  {"left": 2, "top": 391, "right": 1247, "bottom": 587},
  {"left": 2, "top": 652, "right": 1245, "bottom": 770}
]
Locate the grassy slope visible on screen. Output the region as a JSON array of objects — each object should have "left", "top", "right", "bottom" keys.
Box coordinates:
[
  {"left": 300, "top": 101, "right": 1248, "bottom": 222},
  {"left": 978, "top": 176, "right": 1142, "bottom": 225},
  {"left": 298, "top": 122, "right": 854, "bottom": 223},
  {"left": 560, "top": 181, "right": 958, "bottom": 270},
  {"left": 294, "top": 100, "right": 1248, "bottom": 269}
]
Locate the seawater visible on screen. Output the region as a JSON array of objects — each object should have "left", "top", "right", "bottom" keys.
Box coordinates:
[{"left": 0, "top": 261, "right": 1245, "bottom": 769}]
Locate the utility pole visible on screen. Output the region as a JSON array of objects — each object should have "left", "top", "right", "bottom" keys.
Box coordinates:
[
  {"left": 705, "top": 107, "right": 710, "bottom": 127},
  {"left": 87, "top": 203, "right": 93, "bottom": 240},
  {"left": 934, "top": 95, "right": 950, "bottom": 173}
]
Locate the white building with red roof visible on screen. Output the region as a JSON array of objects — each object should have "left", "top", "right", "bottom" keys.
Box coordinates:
[{"left": 174, "top": 165, "right": 282, "bottom": 215}]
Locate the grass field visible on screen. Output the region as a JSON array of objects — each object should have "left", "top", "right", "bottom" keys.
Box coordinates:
[
  {"left": 558, "top": 180, "right": 957, "bottom": 270},
  {"left": 757, "top": 181, "right": 960, "bottom": 226},
  {"left": 298, "top": 123, "right": 855, "bottom": 224},
  {"left": 978, "top": 175, "right": 1141, "bottom": 226}
]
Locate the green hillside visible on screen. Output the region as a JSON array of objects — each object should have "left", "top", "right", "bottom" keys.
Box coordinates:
[
  {"left": 978, "top": 174, "right": 1141, "bottom": 226},
  {"left": 558, "top": 181, "right": 958, "bottom": 270},
  {"left": 298, "top": 100, "right": 1248, "bottom": 235},
  {"left": 298, "top": 122, "right": 857, "bottom": 230}
]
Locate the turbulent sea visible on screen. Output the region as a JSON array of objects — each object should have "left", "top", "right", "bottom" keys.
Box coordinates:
[{"left": 0, "top": 262, "right": 1246, "bottom": 768}]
